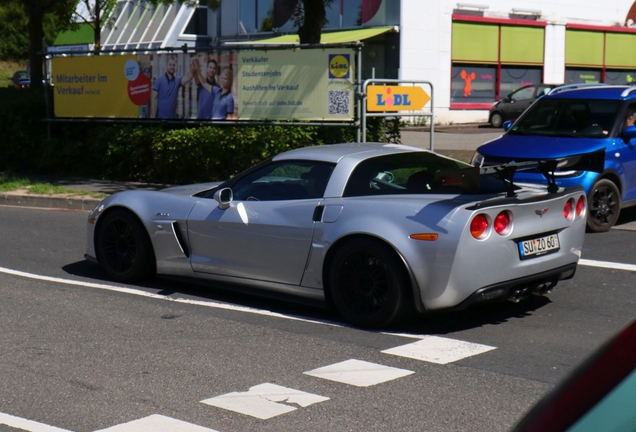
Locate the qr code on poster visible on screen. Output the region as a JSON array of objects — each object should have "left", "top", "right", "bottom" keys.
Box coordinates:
[{"left": 328, "top": 90, "right": 350, "bottom": 115}]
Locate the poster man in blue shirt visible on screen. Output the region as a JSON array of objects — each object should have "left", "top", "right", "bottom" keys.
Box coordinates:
[
  {"left": 193, "top": 57, "right": 221, "bottom": 119},
  {"left": 151, "top": 55, "right": 194, "bottom": 118}
]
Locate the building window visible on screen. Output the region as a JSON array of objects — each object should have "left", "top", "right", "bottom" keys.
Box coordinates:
[
  {"left": 451, "top": 65, "right": 496, "bottom": 103},
  {"left": 566, "top": 26, "right": 636, "bottom": 86},
  {"left": 185, "top": 6, "right": 208, "bottom": 36},
  {"left": 451, "top": 17, "right": 545, "bottom": 108},
  {"left": 239, "top": 0, "right": 275, "bottom": 33}
]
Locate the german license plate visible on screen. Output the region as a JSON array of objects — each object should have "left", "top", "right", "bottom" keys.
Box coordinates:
[{"left": 518, "top": 234, "right": 560, "bottom": 259}]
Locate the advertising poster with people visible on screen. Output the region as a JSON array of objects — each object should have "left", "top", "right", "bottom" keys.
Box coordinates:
[{"left": 52, "top": 48, "right": 354, "bottom": 122}]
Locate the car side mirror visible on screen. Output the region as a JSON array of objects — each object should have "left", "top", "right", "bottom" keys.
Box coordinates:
[
  {"left": 503, "top": 120, "right": 513, "bottom": 132},
  {"left": 214, "top": 187, "right": 233, "bottom": 210},
  {"left": 623, "top": 125, "right": 636, "bottom": 141}
]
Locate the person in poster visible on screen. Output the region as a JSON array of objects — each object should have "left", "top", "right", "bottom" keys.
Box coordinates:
[
  {"left": 212, "top": 67, "right": 235, "bottom": 120},
  {"left": 151, "top": 55, "right": 194, "bottom": 118},
  {"left": 192, "top": 56, "right": 221, "bottom": 119}
]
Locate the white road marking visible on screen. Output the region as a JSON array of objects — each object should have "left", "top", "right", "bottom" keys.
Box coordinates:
[
  {"left": 0, "top": 412, "right": 72, "bottom": 432},
  {"left": 304, "top": 359, "right": 414, "bottom": 387},
  {"left": 579, "top": 258, "right": 636, "bottom": 272},
  {"left": 0, "top": 266, "right": 339, "bottom": 327},
  {"left": 201, "top": 383, "right": 329, "bottom": 420},
  {"left": 382, "top": 336, "right": 496, "bottom": 365},
  {"left": 94, "top": 414, "right": 218, "bottom": 431}
]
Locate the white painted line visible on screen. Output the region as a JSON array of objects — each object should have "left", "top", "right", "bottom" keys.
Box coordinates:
[
  {"left": 94, "top": 414, "right": 218, "bottom": 431},
  {"left": 304, "top": 359, "right": 414, "bottom": 387},
  {"left": 381, "top": 336, "right": 496, "bottom": 365},
  {"left": 201, "top": 383, "right": 329, "bottom": 420},
  {"left": 0, "top": 266, "right": 340, "bottom": 327},
  {"left": 0, "top": 412, "right": 72, "bottom": 432},
  {"left": 579, "top": 258, "right": 636, "bottom": 272}
]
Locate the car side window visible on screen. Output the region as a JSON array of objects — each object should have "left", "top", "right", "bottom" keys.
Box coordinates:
[
  {"left": 231, "top": 161, "right": 334, "bottom": 201},
  {"left": 511, "top": 86, "right": 535, "bottom": 102}
]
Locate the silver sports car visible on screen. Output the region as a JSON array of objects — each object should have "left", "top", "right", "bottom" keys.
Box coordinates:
[{"left": 86, "top": 143, "right": 591, "bottom": 328}]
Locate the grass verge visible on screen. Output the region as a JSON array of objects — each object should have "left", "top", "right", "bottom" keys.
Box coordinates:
[{"left": 0, "top": 175, "right": 106, "bottom": 198}]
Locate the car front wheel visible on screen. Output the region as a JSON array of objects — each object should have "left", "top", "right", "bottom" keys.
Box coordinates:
[
  {"left": 490, "top": 112, "right": 504, "bottom": 128},
  {"left": 95, "top": 209, "right": 155, "bottom": 282},
  {"left": 587, "top": 179, "right": 621, "bottom": 233},
  {"left": 329, "top": 238, "right": 410, "bottom": 329}
]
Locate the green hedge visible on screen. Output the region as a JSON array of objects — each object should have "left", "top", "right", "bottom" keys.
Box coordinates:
[{"left": 0, "top": 88, "right": 402, "bottom": 184}]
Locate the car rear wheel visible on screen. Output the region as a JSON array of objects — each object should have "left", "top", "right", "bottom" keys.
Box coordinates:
[
  {"left": 490, "top": 112, "right": 504, "bottom": 128},
  {"left": 587, "top": 179, "right": 621, "bottom": 233},
  {"left": 329, "top": 238, "right": 410, "bottom": 329},
  {"left": 95, "top": 209, "right": 155, "bottom": 282}
]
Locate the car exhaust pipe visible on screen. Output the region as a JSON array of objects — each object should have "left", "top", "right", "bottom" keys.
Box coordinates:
[
  {"left": 507, "top": 288, "right": 527, "bottom": 303},
  {"left": 531, "top": 281, "right": 554, "bottom": 297}
]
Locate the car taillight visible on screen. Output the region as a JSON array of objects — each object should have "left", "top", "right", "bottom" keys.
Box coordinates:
[
  {"left": 576, "top": 195, "right": 586, "bottom": 218},
  {"left": 494, "top": 211, "right": 512, "bottom": 235},
  {"left": 470, "top": 214, "right": 489, "bottom": 239},
  {"left": 563, "top": 199, "right": 575, "bottom": 221}
]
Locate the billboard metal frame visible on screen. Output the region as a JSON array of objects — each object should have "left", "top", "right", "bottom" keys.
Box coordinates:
[{"left": 43, "top": 43, "right": 363, "bottom": 133}]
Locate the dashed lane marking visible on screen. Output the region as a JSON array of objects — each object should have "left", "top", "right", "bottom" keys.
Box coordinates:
[
  {"left": 304, "top": 359, "right": 414, "bottom": 387},
  {"left": 382, "top": 336, "right": 496, "bottom": 365},
  {"left": 0, "top": 412, "right": 72, "bottom": 432},
  {"left": 201, "top": 383, "right": 329, "bottom": 420},
  {"left": 94, "top": 414, "right": 218, "bottom": 431}
]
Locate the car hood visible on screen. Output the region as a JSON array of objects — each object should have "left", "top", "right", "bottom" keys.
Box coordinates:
[
  {"left": 161, "top": 181, "right": 223, "bottom": 196},
  {"left": 477, "top": 134, "right": 610, "bottom": 160}
]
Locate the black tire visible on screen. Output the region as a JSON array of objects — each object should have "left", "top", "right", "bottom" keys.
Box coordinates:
[
  {"left": 329, "top": 238, "right": 410, "bottom": 329},
  {"left": 95, "top": 209, "right": 155, "bottom": 282},
  {"left": 490, "top": 112, "right": 504, "bottom": 128},
  {"left": 587, "top": 179, "right": 621, "bottom": 233}
]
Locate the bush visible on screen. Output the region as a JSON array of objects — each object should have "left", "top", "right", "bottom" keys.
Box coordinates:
[{"left": 0, "top": 88, "right": 403, "bottom": 184}]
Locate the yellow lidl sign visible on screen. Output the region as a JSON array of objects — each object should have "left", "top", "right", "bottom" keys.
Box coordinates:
[{"left": 367, "top": 85, "right": 430, "bottom": 111}]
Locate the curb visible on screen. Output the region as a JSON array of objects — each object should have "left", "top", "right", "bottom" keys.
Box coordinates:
[{"left": 0, "top": 193, "right": 101, "bottom": 211}]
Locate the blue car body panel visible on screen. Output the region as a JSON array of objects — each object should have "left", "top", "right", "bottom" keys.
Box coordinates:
[{"left": 475, "top": 85, "right": 636, "bottom": 230}]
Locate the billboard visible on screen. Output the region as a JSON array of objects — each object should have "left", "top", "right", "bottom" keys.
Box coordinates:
[{"left": 52, "top": 48, "right": 355, "bottom": 122}]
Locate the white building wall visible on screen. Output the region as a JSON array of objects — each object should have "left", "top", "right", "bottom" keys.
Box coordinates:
[{"left": 400, "top": 0, "right": 636, "bottom": 124}]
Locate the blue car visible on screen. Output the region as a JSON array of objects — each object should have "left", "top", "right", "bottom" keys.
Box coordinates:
[{"left": 473, "top": 85, "right": 636, "bottom": 232}]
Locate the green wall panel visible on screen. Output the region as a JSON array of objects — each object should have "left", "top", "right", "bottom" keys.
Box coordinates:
[
  {"left": 606, "top": 33, "right": 636, "bottom": 68},
  {"left": 500, "top": 26, "right": 544, "bottom": 63},
  {"left": 566, "top": 30, "right": 604, "bottom": 66},
  {"left": 452, "top": 22, "right": 498, "bottom": 62}
]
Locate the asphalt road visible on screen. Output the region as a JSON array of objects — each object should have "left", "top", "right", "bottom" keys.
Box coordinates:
[{"left": 0, "top": 206, "right": 634, "bottom": 431}]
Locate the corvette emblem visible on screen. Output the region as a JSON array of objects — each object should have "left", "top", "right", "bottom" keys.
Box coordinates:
[{"left": 535, "top": 208, "right": 548, "bottom": 217}]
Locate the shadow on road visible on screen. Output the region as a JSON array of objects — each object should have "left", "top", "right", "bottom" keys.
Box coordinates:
[{"left": 64, "top": 259, "right": 552, "bottom": 335}]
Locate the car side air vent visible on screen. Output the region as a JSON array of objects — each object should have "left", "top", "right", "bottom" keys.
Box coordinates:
[{"left": 171, "top": 222, "right": 190, "bottom": 258}]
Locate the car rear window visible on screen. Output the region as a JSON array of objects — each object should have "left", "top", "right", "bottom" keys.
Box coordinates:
[{"left": 343, "top": 152, "right": 477, "bottom": 196}]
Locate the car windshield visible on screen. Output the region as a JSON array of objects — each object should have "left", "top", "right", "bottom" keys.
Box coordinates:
[
  {"left": 343, "top": 152, "right": 504, "bottom": 196},
  {"left": 508, "top": 98, "right": 620, "bottom": 138}
]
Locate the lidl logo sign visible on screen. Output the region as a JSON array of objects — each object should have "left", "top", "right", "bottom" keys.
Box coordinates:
[
  {"left": 367, "top": 85, "right": 430, "bottom": 111},
  {"left": 329, "top": 54, "right": 350, "bottom": 79}
]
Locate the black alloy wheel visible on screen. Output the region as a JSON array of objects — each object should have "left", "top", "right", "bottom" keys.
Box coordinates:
[
  {"left": 587, "top": 179, "right": 621, "bottom": 233},
  {"left": 490, "top": 112, "right": 504, "bottom": 128},
  {"left": 95, "top": 209, "right": 155, "bottom": 282},
  {"left": 330, "top": 238, "right": 410, "bottom": 329}
]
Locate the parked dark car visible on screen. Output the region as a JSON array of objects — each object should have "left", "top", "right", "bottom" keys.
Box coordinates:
[
  {"left": 489, "top": 84, "right": 558, "bottom": 128},
  {"left": 474, "top": 85, "right": 636, "bottom": 233},
  {"left": 9, "top": 70, "right": 30, "bottom": 89}
]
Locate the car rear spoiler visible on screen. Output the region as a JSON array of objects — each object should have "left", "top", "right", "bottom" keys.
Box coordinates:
[{"left": 433, "top": 149, "right": 605, "bottom": 197}]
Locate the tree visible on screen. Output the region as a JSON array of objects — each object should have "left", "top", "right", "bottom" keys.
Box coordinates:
[
  {"left": 0, "top": 1, "right": 72, "bottom": 61},
  {"left": 291, "top": 0, "right": 334, "bottom": 44}
]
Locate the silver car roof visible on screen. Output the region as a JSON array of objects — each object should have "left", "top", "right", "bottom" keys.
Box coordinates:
[{"left": 272, "top": 142, "right": 429, "bottom": 164}]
